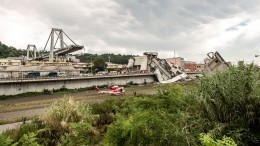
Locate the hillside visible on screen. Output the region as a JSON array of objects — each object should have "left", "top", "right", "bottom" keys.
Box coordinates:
[{"left": 0, "top": 42, "right": 24, "bottom": 58}]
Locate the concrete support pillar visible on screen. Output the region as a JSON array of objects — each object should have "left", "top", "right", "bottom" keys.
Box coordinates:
[
  {"left": 26, "top": 46, "right": 30, "bottom": 60},
  {"left": 33, "top": 46, "right": 37, "bottom": 58},
  {"left": 49, "top": 29, "right": 54, "bottom": 62},
  {"left": 27, "top": 44, "right": 37, "bottom": 60},
  {"left": 60, "top": 30, "right": 64, "bottom": 49}
]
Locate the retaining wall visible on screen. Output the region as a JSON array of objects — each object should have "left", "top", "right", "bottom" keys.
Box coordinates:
[{"left": 0, "top": 74, "right": 156, "bottom": 96}]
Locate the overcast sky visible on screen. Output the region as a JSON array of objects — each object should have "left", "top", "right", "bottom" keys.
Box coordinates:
[{"left": 0, "top": 0, "right": 260, "bottom": 64}]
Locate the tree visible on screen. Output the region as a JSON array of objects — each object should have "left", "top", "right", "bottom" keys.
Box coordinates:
[
  {"left": 0, "top": 43, "right": 23, "bottom": 58},
  {"left": 93, "top": 56, "right": 107, "bottom": 72},
  {"left": 76, "top": 53, "right": 133, "bottom": 64}
]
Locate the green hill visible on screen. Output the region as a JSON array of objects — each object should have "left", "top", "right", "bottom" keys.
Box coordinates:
[{"left": 0, "top": 42, "right": 24, "bottom": 58}]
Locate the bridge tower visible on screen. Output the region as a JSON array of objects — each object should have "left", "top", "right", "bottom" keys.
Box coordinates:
[
  {"left": 49, "top": 28, "right": 64, "bottom": 62},
  {"left": 40, "top": 28, "right": 83, "bottom": 62},
  {"left": 26, "top": 44, "right": 38, "bottom": 60}
]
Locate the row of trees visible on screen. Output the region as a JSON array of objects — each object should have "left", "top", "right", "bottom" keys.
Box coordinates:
[
  {"left": 76, "top": 53, "right": 133, "bottom": 64},
  {"left": 0, "top": 64, "right": 259, "bottom": 145}
]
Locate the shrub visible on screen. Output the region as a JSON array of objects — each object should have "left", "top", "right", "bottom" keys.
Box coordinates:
[
  {"left": 43, "top": 96, "right": 93, "bottom": 125},
  {"left": 199, "top": 133, "right": 237, "bottom": 146},
  {"left": 58, "top": 122, "right": 92, "bottom": 145},
  {"left": 18, "top": 132, "right": 40, "bottom": 146},
  {"left": 40, "top": 96, "right": 93, "bottom": 145},
  {"left": 103, "top": 85, "right": 204, "bottom": 145},
  {"left": 0, "top": 134, "right": 16, "bottom": 146}
]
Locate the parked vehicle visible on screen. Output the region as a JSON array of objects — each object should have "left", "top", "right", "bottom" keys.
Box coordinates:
[
  {"left": 109, "top": 71, "right": 118, "bottom": 75},
  {"left": 80, "top": 73, "right": 94, "bottom": 77},
  {"left": 26, "top": 72, "right": 40, "bottom": 78},
  {"left": 48, "top": 72, "right": 58, "bottom": 77},
  {"left": 96, "top": 71, "right": 108, "bottom": 76}
]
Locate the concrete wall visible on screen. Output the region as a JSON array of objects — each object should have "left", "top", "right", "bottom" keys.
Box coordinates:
[{"left": 0, "top": 74, "right": 156, "bottom": 96}]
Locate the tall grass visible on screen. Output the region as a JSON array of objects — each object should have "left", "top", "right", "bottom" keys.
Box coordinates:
[{"left": 197, "top": 64, "right": 260, "bottom": 145}]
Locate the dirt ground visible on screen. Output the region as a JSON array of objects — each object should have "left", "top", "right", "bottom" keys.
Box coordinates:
[{"left": 0, "top": 84, "right": 164, "bottom": 122}]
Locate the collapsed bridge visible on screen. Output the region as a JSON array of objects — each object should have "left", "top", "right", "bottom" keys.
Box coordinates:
[
  {"left": 26, "top": 28, "right": 84, "bottom": 62},
  {"left": 127, "top": 52, "right": 189, "bottom": 83}
]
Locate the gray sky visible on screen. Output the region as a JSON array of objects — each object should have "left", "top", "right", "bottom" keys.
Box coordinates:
[{"left": 0, "top": 0, "right": 260, "bottom": 64}]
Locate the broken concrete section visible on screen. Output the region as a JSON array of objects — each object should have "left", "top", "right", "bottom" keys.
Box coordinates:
[
  {"left": 203, "top": 52, "right": 229, "bottom": 76},
  {"left": 128, "top": 52, "right": 189, "bottom": 83}
]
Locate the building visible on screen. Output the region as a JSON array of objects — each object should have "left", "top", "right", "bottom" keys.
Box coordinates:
[
  {"left": 106, "top": 62, "right": 126, "bottom": 70},
  {"left": 165, "top": 57, "right": 184, "bottom": 69},
  {"left": 183, "top": 61, "right": 197, "bottom": 72},
  {"left": 166, "top": 57, "right": 205, "bottom": 72},
  {"left": 0, "top": 59, "right": 21, "bottom": 67},
  {"left": 196, "top": 63, "right": 205, "bottom": 72}
]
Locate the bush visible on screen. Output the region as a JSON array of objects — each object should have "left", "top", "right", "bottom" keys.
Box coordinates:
[
  {"left": 2, "top": 97, "right": 94, "bottom": 146},
  {"left": 199, "top": 133, "right": 237, "bottom": 146},
  {"left": 103, "top": 85, "right": 204, "bottom": 145},
  {"left": 0, "top": 134, "right": 16, "bottom": 146},
  {"left": 40, "top": 96, "right": 93, "bottom": 145}
]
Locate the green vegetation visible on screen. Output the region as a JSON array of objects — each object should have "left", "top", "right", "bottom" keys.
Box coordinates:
[
  {"left": 199, "top": 133, "right": 237, "bottom": 146},
  {"left": 93, "top": 56, "right": 107, "bottom": 72},
  {"left": 76, "top": 53, "right": 133, "bottom": 64},
  {"left": 197, "top": 64, "right": 260, "bottom": 145},
  {"left": 0, "top": 42, "right": 25, "bottom": 58},
  {"left": 0, "top": 64, "right": 259, "bottom": 145}
]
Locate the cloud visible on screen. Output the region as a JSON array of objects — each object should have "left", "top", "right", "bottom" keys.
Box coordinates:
[
  {"left": 226, "top": 19, "right": 250, "bottom": 31},
  {"left": 0, "top": 0, "right": 260, "bottom": 64}
]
